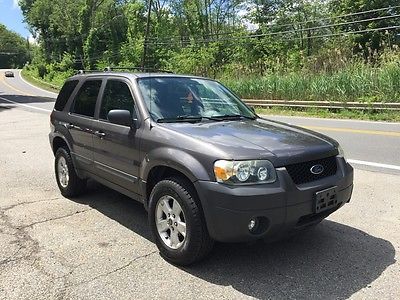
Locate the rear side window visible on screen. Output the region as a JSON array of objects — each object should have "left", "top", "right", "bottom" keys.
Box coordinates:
[
  {"left": 99, "top": 80, "right": 137, "bottom": 120},
  {"left": 54, "top": 80, "right": 78, "bottom": 111},
  {"left": 71, "top": 80, "right": 102, "bottom": 117}
]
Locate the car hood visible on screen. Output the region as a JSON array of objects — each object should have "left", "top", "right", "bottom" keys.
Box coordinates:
[{"left": 162, "top": 118, "right": 338, "bottom": 166}]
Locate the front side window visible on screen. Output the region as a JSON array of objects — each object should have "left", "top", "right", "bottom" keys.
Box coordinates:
[
  {"left": 71, "top": 80, "right": 102, "bottom": 117},
  {"left": 99, "top": 80, "right": 136, "bottom": 120},
  {"left": 137, "top": 77, "right": 255, "bottom": 122}
]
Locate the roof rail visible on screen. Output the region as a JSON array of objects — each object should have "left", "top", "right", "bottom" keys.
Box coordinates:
[
  {"left": 75, "top": 69, "right": 103, "bottom": 75},
  {"left": 76, "top": 67, "right": 174, "bottom": 75},
  {"left": 104, "top": 66, "right": 174, "bottom": 74}
]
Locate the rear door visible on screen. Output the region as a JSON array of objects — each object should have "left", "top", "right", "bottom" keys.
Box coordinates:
[
  {"left": 92, "top": 78, "right": 141, "bottom": 194},
  {"left": 68, "top": 78, "right": 103, "bottom": 172}
]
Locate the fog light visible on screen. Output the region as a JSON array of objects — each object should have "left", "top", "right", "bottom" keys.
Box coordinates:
[{"left": 248, "top": 218, "right": 258, "bottom": 231}]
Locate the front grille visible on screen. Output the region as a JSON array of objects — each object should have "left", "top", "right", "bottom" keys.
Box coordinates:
[{"left": 285, "top": 156, "right": 337, "bottom": 185}]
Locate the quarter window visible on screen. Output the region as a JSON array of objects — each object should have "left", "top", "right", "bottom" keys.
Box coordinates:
[
  {"left": 71, "top": 80, "right": 102, "bottom": 117},
  {"left": 55, "top": 80, "right": 78, "bottom": 111},
  {"left": 100, "top": 80, "right": 136, "bottom": 120}
]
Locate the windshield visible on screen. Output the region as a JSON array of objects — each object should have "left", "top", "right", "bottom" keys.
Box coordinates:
[{"left": 137, "top": 77, "right": 256, "bottom": 122}]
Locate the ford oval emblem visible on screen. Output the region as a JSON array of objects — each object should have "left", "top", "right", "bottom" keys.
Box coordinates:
[{"left": 310, "top": 164, "right": 324, "bottom": 175}]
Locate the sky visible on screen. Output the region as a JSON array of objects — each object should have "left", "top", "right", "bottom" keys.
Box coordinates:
[{"left": 0, "top": 0, "right": 32, "bottom": 40}]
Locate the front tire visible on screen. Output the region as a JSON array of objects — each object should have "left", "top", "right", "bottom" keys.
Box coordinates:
[
  {"left": 54, "top": 147, "right": 86, "bottom": 197},
  {"left": 148, "top": 177, "right": 213, "bottom": 265}
]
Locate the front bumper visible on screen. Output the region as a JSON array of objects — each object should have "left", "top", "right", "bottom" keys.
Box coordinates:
[{"left": 194, "top": 157, "right": 353, "bottom": 242}]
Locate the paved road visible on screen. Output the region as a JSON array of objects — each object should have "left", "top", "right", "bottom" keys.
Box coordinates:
[
  {"left": 0, "top": 69, "right": 399, "bottom": 299},
  {"left": 266, "top": 115, "right": 400, "bottom": 175}
]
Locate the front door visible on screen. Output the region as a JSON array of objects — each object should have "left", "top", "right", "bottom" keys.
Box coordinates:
[{"left": 92, "top": 78, "right": 141, "bottom": 194}]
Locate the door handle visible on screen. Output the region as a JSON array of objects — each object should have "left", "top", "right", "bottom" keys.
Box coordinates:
[{"left": 94, "top": 131, "right": 106, "bottom": 138}]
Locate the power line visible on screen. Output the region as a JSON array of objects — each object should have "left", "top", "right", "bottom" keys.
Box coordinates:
[
  {"left": 146, "top": 5, "right": 400, "bottom": 42},
  {"left": 0, "top": 51, "right": 27, "bottom": 55},
  {"left": 145, "top": 15, "right": 400, "bottom": 46},
  {"left": 33, "top": 5, "right": 400, "bottom": 64},
  {"left": 145, "top": 25, "right": 400, "bottom": 47},
  {"left": 285, "top": 24, "right": 400, "bottom": 41},
  {"left": 268, "top": 4, "right": 400, "bottom": 28},
  {"left": 82, "top": 16, "right": 400, "bottom": 61}
]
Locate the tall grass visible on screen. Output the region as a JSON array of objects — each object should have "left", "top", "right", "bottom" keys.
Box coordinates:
[{"left": 222, "top": 60, "right": 400, "bottom": 103}]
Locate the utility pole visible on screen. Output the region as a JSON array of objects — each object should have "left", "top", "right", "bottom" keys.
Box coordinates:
[
  {"left": 26, "top": 36, "right": 31, "bottom": 64},
  {"left": 142, "top": 0, "right": 153, "bottom": 70}
]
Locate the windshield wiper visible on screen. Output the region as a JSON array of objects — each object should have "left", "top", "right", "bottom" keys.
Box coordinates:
[
  {"left": 156, "top": 115, "right": 203, "bottom": 123},
  {"left": 209, "top": 114, "right": 256, "bottom": 121},
  {"left": 156, "top": 114, "right": 255, "bottom": 123},
  {"left": 200, "top": 116, "right": 224, "bottom": 121}
]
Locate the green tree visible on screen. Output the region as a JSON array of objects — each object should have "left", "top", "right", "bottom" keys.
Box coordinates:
[
  {"left": 0, "top": 24, "right": 30, "bottom": 68},
  {"left": 329, "top": 0, "right": 400, "bottom": 59}
]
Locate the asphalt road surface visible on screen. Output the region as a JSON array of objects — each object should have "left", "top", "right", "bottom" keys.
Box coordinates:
[{"left": 1, "top": 69, "right": 399, "bottom": 299}]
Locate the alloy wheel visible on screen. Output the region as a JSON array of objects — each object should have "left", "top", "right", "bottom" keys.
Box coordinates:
[{"left": 155, "top": 195, "right": 187, "bottom": 249}]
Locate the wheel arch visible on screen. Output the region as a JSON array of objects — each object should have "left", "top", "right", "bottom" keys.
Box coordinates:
[
  {"left": 140, "top": 147, "right": 212, "bottom": 184},
  {"left": 51, "top": 134, "right": 85, "bottom": 179},
  {"left": 145, "top": 166, "right": 196, "bottom": 205},
  {"left": 52, "top": 135, "right": 72, "bottom": 154}
]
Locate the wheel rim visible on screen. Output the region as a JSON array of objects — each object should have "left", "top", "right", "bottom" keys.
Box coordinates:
[
  {"left": 155, "top": 195, "right": 186, "bottom": 250},
  {"left": 57, "top": 156, "right": 69, "bottom": 188}
]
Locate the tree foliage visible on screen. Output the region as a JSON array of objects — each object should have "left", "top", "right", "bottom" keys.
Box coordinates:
[
  {"left": 0, "top": 24, "right": 30, "bottom": 68},
  {"left": 19, "top": 0, "right": 400, "bottom": 78}
]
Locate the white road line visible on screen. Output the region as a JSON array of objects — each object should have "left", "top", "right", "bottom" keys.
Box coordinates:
[
  {"left": 18, "top": 70, "right": 58, "bottom": 97},
  {"left": 0, "top": 96, "right": 52, "bottom": 113},
  {"left": 347, "top": 159, "right": 400, "bottom": 171}
]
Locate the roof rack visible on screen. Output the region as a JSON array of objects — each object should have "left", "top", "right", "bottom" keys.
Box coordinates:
[
  {"left": 76, "top": 67, "right": 174, "bottom": 75},
  {"left": 104, "top": 66, "right": 173, "bottom": 74}
]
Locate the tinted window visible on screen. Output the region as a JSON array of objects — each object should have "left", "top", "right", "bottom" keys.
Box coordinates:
[
  {"left": 100, "top": 80, "right": 136, "bottom": 120},
  {"left": 54, "top": 80, "right": 78, "bottom": 111},
  {"left": 71, "top": 80, "right": 102, "bottom": 117}
]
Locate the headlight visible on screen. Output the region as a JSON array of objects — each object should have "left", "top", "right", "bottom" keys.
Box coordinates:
[
  {"left": 337, "top": 145, "right": 346, "bottom": 158},
  {"left": 214, "top": 160, "right": 276, "bottom": 184}
]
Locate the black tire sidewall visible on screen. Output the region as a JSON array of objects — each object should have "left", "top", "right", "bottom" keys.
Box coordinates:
[
  {"left": 54, "top": 147, "right": 82, "bottom": 197},
  {"left": 148, "top": 179, "right": 203, "bottom": 264}
]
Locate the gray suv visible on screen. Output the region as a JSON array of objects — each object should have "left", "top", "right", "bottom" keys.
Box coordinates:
[{"left": 49, "top": 70, "right": 354, "bottom": 265}]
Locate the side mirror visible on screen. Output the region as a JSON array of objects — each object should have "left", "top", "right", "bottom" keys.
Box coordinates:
[{"left": 107, "top": 110, "right": 137, "bottom": 129}]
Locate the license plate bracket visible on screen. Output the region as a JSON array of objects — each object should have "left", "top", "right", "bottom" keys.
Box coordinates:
[{"left": 314, "top": 186, "right": 338, "bottom": 213}]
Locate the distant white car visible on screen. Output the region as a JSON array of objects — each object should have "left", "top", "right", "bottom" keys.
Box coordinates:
[{"left": 5, "top": 71, "right": 14, "bottom": 77}]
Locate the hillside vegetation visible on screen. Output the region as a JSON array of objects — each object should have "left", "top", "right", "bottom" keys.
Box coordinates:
[{"left": 19, "top": 0, "right": 400, "bottom": 102}]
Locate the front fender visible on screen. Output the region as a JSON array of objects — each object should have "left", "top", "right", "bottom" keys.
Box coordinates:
[{"left": 140, "top": 147, "right": 213, "bottom": 182}]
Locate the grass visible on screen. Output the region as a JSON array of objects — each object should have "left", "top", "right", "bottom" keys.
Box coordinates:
[
  {"left": 21, "top": 69, "right": 61, "bottom": 93},
  {"left": 221, "top": 61, "right": 400, "bottom": 103},
  {"left": 255, "top": 107, "right": 400, "bottom": 122}
]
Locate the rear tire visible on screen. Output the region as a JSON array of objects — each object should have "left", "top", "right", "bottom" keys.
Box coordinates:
[
  {"left": 148, "top": 177, "right": 214, "bottom": 265},
  {"left": 54, "top": 147, "right": 86, "bottom": 197}
]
